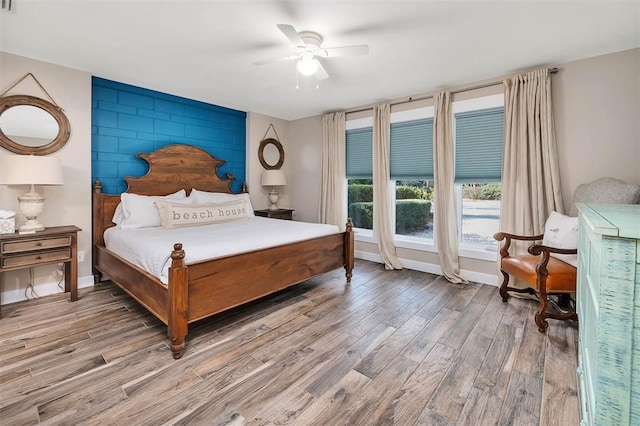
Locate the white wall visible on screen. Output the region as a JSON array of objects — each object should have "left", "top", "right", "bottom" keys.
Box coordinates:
[
  {"left": 1, "top": 52, "right": 93, "bottom": 304},
  {"left": 289, "top": 116, "right": 323, "bottom": 223},
  {"left": 553, "top": 48, "right": 640, "bottom": 205},
  {"left": 246, "top": 112, "right": 291, "bottom": 212}
]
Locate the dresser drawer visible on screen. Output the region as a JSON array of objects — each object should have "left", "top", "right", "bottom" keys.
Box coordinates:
[
  {"left": 1, "top": 236, "right": 72, "bottom": 254},
  {"left": 1, "top": 248, "right": 71, "bottom": 269}
]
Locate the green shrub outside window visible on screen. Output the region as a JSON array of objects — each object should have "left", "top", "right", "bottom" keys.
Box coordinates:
[{"left": 347, "top": 182, "right": 434, "bottom": 233}]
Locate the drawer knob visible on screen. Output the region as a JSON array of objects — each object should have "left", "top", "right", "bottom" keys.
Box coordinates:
[
  {"left": 36, "top": 242, "right": 42, "bottom": 246},
  {"left": 35, "top": 256, "right": 42, "bottom": 260}
]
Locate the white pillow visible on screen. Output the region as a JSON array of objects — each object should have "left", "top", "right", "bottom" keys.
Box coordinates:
[
  {"left": 112, "top": 203, "right": 126, "bottom": 226},
  {"left": 156, "top": 200, "right": 249, "bottom": 228},
  {"left": 542, "top": 211, "right": 578, "bottom": 267},
  {"left": 189, "top": 189, "right": 255, "bottom": 216},
  {"left": 118, "top": 190, "right": 191, "bottom": 229}
]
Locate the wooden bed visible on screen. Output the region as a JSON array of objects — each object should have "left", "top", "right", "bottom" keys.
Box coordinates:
[{"left": 92, "top": 144, "right": 354, "bottom": 359}]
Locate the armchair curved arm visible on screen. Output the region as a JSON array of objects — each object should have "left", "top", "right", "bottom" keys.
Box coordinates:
[
  {"left": 494, "top": 232, "right": 544, "bottom": 242},
  {"left": 494, "top": 232, "right": 544, "bottom": 259},
  {"left": 528, "top": 245, "right": 577, "bottom": 256},
  {"left": 527, "top": 244, "right": 577, "bottom": 277}
]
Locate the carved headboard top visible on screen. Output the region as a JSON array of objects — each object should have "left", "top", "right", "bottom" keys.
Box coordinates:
[
  {"left": 93, "top": 144, "right": 244, "bottom": 248},
  {"left": 124, "top": 144, "right": 237, "bottom": 196}
]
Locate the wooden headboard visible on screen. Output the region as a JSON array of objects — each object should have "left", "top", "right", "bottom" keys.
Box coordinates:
[{"left": 92, "top": 144, "right": 245, "bottom": 248}]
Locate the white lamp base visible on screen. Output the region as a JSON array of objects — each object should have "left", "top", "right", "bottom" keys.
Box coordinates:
[
  {"left": 19, "top": 220, "right": 45, "bottom": 233},
  {"left": 269, "top": 188, "right": 280, "bottom": 210},
  {"left": 18, "top": 185, "right": 46, "bottom": 232}
]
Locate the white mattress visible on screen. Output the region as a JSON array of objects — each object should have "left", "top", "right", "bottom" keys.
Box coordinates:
[{"left": 104, "top": 217, "right": 340, "bottom": 284}]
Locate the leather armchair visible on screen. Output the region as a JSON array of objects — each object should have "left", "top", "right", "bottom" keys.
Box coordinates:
[
  {"left": 495, "top": 177, "right": 638, "bottom": 333},
  {"left": 494, "top": 231, "right": 577, "bottom": 333}
]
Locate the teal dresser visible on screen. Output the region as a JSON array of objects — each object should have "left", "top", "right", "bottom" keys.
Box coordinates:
[{"left": 576, "top": 203, "right": 640, "bottom": 425}]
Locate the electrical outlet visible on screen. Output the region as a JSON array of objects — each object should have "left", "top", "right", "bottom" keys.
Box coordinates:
[{"left": 77, "top": 250, "right": 85, "bottom": 263}]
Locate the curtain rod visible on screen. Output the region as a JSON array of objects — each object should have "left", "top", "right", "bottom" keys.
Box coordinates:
[{"left": 346, "top": 67, "right": 559, "bottom": 115}]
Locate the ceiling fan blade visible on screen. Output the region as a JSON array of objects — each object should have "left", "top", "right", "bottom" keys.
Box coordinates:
[
  {"left": 253, "top": 54, "right": 300, "bottom": 66},
  {"left": 315, "top": 61, "right": 329, "bottom": 80},
  {"left": 323, "top": 44, "right": 369, "bottom": 58},
  {"left": 277, "top": 24, "right": 305, "bottom": 47}
]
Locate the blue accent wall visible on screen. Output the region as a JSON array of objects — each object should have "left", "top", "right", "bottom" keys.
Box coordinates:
[{"left": 91, "top": 77, "right": 246, "bottom": 194}]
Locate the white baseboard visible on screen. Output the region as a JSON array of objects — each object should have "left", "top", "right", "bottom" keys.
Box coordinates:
[
  {"left": 1, "top": 275, "right": 94, "bottom": 305},
  {"left": 355, "top": 250, "right": 498, "bottom": 287}
]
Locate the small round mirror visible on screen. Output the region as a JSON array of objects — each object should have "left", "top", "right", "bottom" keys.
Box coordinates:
[
  {"left": 0, "top": 95, "right": 71, "bottom": 155},
  {"left": 258, "top": 138, "right": 285, "bottom": 170}
]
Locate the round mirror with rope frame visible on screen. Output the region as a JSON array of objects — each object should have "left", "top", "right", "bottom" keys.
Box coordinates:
[
  {"left": 0, "top": 95, "right": 71, "bottom": 155},
  {"left": 258, "top": 137, "right": 285, "bottom": 170}
]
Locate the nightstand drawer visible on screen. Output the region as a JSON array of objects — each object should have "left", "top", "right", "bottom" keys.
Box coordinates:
[
  {"left": 1, "top": 236, "right": 72, "bottom": 254},
  {"left": 1, "top": 248, "right": 71, "bottom": 269},
  {"left": 254, "top": 209, "right": 294, "bottom": 220}
]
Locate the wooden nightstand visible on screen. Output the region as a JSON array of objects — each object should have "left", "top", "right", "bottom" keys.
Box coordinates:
[
  {"left": 0, "top": 225, "right": 81, "bottom": 316},
  {"left": 254, "top": 209, "right": 294, "bottom": 220}
]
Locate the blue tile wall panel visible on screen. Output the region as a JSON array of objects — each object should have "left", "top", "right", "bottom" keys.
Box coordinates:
[
  {"left": 93, "top": 86, "right": 118, "bottom": 102},
  {"left": 98, "top": 101, "right": 137, "bottom": 115},
  {"left": 91, "top": 77, "right": 247, "bottom": 194}
]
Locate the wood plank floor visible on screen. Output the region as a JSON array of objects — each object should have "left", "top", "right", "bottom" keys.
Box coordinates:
[{"left": 0, "top": 260, "right": 579, "bottom": 425}]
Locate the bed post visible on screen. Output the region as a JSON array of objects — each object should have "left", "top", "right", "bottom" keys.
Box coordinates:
[
  {"left": 168, "top": 243, "right": 189, "bottom": 359},
  {"left": 92, "top": 180, "right": 103, "bottom": 284},
  {"left": 344, "top": 218, "right": 354, "bottom": 283}
]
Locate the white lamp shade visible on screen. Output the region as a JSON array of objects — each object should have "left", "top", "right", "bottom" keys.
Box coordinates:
[
  {"left": 261, "top": 169, "right": 287, "bottom": 186},
  {"left": 1, "top": 155, "right": 64, "bottom": 185},
  {"left": 297, "top": 57, "right": 319, "bottom": 76}
]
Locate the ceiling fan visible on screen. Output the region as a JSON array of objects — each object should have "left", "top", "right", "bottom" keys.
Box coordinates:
[{"left": 253, "top": 24, "right": 369, "bottom": 81}]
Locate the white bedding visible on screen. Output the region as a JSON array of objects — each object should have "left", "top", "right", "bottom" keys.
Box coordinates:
[{"left": 104, "top": 217, "right": 340, "bottom": 284}]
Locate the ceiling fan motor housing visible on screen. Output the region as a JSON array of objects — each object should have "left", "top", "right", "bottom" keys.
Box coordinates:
[{"left": 298, "top": 31, "right": 323, "bottom": 51}]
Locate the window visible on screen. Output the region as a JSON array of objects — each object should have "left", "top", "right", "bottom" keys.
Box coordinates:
[
  {"left": 390, "top": 116, "right": 434, "bottom": 241},
  {"left": 346, "top": 126, "right": 373, "bottom": 230},
  {"left": 344, "top": 97, "right": 502, "bottom": 260},
  {"left": 453, "top": 95, "right": 504, "bottom": 250}
]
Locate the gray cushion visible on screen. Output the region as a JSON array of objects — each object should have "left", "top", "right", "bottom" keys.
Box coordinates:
[{"left": 569, "top": 177, "right": 640, "bottom": 216}]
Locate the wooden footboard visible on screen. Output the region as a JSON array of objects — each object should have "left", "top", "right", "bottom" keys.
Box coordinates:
[{"left": 165, "top": 222, "right": 354, "bottom": 359}]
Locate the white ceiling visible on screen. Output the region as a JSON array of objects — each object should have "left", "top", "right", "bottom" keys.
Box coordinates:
[{"left": 1, "top": 1, "right": 638, "bottom": 121}]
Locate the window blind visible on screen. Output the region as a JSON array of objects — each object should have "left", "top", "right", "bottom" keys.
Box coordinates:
[
  {"left": 346, "top": 127, "right": 373, "bottom": 179},
  {"left": 454, "top": 106, "right": 504, "bottom": 183},
  {"left": 390, "top": 118, "right": 433, "bottom": 180}
]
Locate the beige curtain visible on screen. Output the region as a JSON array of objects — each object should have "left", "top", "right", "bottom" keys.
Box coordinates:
[
  {"left": 320, "top": 112, "right": 347, "bottom": 231},
  {"left": 501, "top": 68, "right": 564, "bottom": 254},
  {"left": 373, "top": 104, "right": 402, "bottom": 269},
  {"left": 434, "top": 92, "right": 467, "bottom": 283}
]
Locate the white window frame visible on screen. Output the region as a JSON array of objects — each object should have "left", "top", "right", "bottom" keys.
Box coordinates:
[
  {"left": 389, "top": 106, "right": 437, "bottom": 252},
  {"left": 452, "top": 94, "right": 503, "bottom": 260}
]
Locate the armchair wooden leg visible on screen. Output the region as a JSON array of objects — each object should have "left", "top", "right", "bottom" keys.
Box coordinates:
[
  {"left": 499, "top": 269, "right": 510, "bottom": 302},
  {"left": 499, "top": 269, "right": 536, "bottom": 302},
  {"left": 535, "top": 278, "right": 549, "bottom": 333},
  {"left": 535, "top": 297, "right": 549, "bottom": 333}
]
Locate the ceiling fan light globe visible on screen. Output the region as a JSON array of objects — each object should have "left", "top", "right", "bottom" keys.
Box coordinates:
[{"left": 297, "top": 58, "right": 319, "bottom": 76}]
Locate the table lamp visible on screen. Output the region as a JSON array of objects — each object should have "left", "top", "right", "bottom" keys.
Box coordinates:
[
  {"left": 1, "top": 154, "right": 64, "bottom": 233},
  {"left": 261, "top": 169, "right": 287, "bottom": 210}
]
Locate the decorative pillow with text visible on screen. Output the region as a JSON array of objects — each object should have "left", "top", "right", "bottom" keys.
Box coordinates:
[
  {"left": 188, "top": 189, "right": 255, "bottom": 216},
  {"left": 155, "top": 200, "right": 249, "bottom": 228}
]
